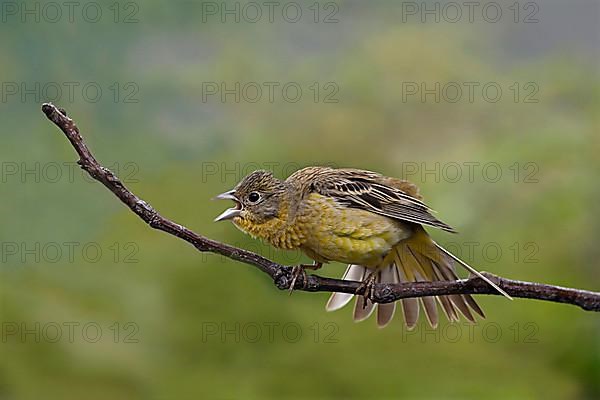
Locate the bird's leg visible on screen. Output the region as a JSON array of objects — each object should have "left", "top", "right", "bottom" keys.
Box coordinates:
[
  {"left": 356, "top": 271, "right": 377, "bottom": 307},
  {"left": 289, "top": 262, "right": 322, "bottom": 294},
  {"left": 301, "top": 261, "right": 323, "bottom": 271}
]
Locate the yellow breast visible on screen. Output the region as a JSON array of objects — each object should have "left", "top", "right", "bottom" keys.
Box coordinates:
[
  {"left": 233, "top": 200, "right": 305, "bottom": 250},
  {"left": 233, "top": 193, "right": 410, "bottom": 267}
]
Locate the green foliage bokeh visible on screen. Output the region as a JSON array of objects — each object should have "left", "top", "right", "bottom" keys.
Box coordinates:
[{"left": 0, "top": 1, "right": 599, "bottom": 399}]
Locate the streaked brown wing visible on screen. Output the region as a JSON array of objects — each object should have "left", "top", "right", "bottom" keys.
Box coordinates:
[{"left": 310, "top": 169, "right": 456, "bottom": 233}]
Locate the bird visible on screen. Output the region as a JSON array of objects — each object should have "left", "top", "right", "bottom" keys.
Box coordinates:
[{"left": 214, "top": 166, "right": 510, "bottom": 329}]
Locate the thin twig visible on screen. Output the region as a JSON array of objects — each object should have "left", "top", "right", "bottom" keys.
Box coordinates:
[{"left": 41, "top": 103, "right": 600, "bottom": 312}]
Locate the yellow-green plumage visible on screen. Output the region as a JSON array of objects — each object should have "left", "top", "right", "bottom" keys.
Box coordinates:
[
  {"left": 298, "top": 193, "right": 410, "bottom": 267},
  {"left": 215, "top": 166, "right": 508, "bottom": 329},
  {"left": 234, "top": 191, "right": 409, "bottom": 267}
]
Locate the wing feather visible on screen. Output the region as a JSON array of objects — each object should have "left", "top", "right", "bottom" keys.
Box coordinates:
[{"left": 307, "top": 168, "right": 456, "bottom": 232}]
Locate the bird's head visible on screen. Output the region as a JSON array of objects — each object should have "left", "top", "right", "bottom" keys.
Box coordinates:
[{"left": 214, "top": 170, "right": 287, "bottom": 225}]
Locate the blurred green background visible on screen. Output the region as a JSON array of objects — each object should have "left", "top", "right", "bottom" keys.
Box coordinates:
[{"left": 1, "top": 0, "right": 599, "bottom": 399}]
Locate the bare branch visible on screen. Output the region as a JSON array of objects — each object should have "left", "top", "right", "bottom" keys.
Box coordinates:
[{"left": 41, "top": 103, "right": 600, "bottom": 312}]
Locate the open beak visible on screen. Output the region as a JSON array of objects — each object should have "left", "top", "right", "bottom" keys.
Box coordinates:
[{"left": 213, "top": 189, "right": 242, "bottom": 222}]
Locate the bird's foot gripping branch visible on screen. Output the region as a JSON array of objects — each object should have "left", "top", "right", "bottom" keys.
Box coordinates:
[{"left": 41, "top": 103, "right": 600, "bottom": 312}]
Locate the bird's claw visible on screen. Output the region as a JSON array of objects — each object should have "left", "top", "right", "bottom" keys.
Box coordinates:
[
  {"left": 287, "top": 262, "right": 323, "bottom": 294},
  {"left": 356, "top": 272, "right": 377, "bottom": 307},
  {"left": 288, "top": 265, "right": 308, "bottom": 294}
]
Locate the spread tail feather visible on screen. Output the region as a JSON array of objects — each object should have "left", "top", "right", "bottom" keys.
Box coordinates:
[
  {"left": 433, "top": 242, "right": 513, "bottom": 300},
  {"left": 325, "top": 264, "right": 395, "bottom": 327},
  {"left": 325, "top": 226, "right": 503, "bottom": 328},
  {"left": 325, "top": 264, "right": 366, "bottom": 311}
]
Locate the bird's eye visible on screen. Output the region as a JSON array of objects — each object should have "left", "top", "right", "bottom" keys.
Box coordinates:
[{"left": 247, "top": 192, "right": 261, "bottom": 203}]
